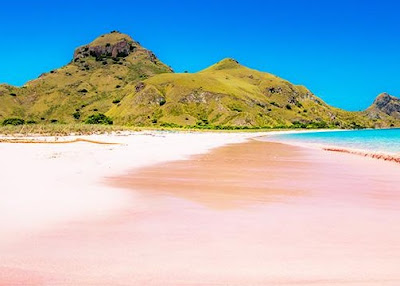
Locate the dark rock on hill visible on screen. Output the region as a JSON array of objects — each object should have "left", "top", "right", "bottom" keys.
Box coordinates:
[
  {"left": 368, "top": 93, "right": 400, "bottom": 119},
  {"left": 74, "top": 39, "right": 133, "bottom": 60}
]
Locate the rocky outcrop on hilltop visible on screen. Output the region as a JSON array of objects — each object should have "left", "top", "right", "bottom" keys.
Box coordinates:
[
  {"left": 72, "top": 31, "right": 166, "bottom": 67},
  {"left": 368, "top": 93, "right": 400, "bottom": 119},
  {"left": 73, "top": 39, "right": 135, "bottom": 60}
]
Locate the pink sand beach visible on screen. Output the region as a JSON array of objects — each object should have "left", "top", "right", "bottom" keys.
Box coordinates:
[{"left": 1, "top": 133, "right": 400, "bottom": 285}]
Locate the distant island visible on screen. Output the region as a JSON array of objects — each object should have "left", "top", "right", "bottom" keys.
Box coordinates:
[{"left": 0, "top": 31, "right": 399, "bottom": 130}]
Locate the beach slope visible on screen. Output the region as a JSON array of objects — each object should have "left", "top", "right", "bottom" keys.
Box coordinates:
[{"left": 1, "top": 132, "right": 400, "bottom": 285}]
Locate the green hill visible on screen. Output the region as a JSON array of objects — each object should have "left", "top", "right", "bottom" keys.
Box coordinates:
[
  {"left": 1, "top": 31, "right": 399, "bottom": 129},
  {"left": 0, "top": 31, "right": 172, "bottom": 124}
]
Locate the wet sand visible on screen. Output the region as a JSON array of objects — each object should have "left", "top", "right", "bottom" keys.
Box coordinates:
[{"left": 1, "top": 140, "right": 400, "bottom": 285}]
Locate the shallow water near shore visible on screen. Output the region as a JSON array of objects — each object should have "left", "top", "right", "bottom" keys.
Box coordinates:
[{"left": 262, "top": 128, "right": 400, "bottom": 154}]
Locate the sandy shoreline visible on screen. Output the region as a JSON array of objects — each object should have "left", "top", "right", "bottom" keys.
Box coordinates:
[
  {"left": 0, "top": 132, "right": 260, "bottom": 242},
  {"left": 256, "top": 129, "right": 400, "bottom": 166},
  {"left": 1, "top": 131, "right": 400, "bottom": 285}
]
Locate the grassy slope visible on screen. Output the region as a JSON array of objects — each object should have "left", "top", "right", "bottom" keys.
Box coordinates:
[
  {"left": 0, "top": 32, "right": 172, "bottom": 124},
  {"left": 1, "top": 33, "right": 399, "bottom": 129},
  {"left": 108, "top": 59, "right": 398, "bottom": 128}
]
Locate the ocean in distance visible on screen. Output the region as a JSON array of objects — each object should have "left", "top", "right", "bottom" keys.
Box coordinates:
[{"left": 262, "top": 128, "right": 400, "bottom": 155}]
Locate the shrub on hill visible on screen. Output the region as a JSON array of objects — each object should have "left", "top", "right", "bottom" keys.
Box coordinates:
[
  {"left": 72, "top": 111, "right": 81, "bottom": 119},
  {"left": 2, "top": 118, "right": 25, "bottom": 126},
  {"left": 160, "top": 122, "right": 181, "bottom": 128},
  {"left": 85, "top": 113, "right": 113, "bottom": 125},
  {"left": 295, "top": 102, "right": 303, "bottom": 108},
  {"left": 270, "top": 102, "right": 280, "bottom": 107},
  {"left": 291, "top": 120, "right": 330, "bottom": 129}
]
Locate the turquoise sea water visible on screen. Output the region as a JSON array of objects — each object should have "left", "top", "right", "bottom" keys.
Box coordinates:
[{"left": 263, "top": 128, "right": 400, "bottom": 154}]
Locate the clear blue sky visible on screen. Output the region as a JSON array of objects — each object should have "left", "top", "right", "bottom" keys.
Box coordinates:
[{"left": 1, "top": 0, "right": 399, "bottom": 110}]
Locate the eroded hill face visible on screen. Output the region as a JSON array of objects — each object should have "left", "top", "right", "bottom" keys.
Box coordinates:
[
  {"left": 0, "top": 32, "right": 399, "bottom": 129},
  {"left": 367, "top": 93, "right": 400, "bottom": 120}
]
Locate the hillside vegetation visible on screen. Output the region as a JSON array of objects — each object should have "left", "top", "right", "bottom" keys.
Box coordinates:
[{"left": 1, "top": 31, "right": 399, "bottom": 130}]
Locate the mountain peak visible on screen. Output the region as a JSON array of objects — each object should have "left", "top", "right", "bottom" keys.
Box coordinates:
[
  {"left": 219, "top": 57, "right": 240, "bottom": 64},
  {"left": 370, "top": 92, "right": 400, "bottom": 119},
  {"left": 73, "top": 31, "right": 139, "bottom": 61},
  {"left": 88, "top": 31, "right": 135, "bottom": 47},
  {"left": 373, "top": 92, "right": 398, "bottom": 107},
  {"left": 375, "top": 92, "right": 395, "bottom": 102},
  {"left": 204, "top": 58, "right": 242, "bottom": 71}
]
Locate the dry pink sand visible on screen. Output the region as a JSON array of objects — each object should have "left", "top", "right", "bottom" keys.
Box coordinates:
[{"left": 1, "top": 140, "right": 400, "bottom": 285}]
